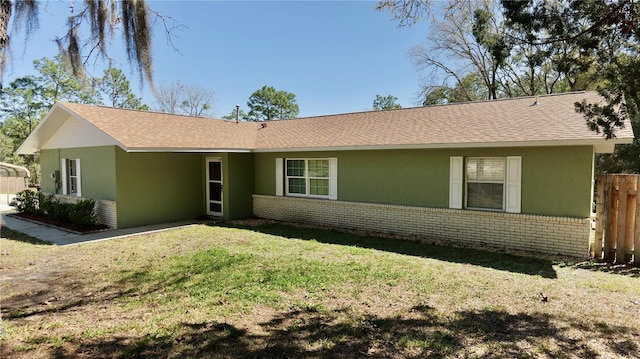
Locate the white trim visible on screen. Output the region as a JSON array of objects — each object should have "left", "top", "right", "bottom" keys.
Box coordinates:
[
  {"left": 125, "top": 148, "right": 253, "bottom": 153},
  {"left": 505, "top": 156, "right": 522, "bottom": 213},
  {"left": 275, "top": 158, "right": 283, "bottom": 196},
  {"left": 283, "top": 158, "right": 335, "bottom": 199},
  {"left": 74, "top": 159, "right": 82, "bottom": 197},
  {"left": 329, "top": 158, "right": 338, "bottom": 200},
  {"left": 465, "top": 157, "right": 506, "bottom": 211},
  {"left": 449, "top": 156, "right": 463, "bottom": 209},
  {"left": 252, "top": 139, "right": 631, "bottom": 153},
  {"left": 61, "top": 158, "right": 68, "bottom": 195}
]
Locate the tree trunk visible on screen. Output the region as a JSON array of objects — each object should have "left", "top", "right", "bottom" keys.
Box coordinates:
[{"left": 0, "top": 0, "right": 12, "bottom": 82}]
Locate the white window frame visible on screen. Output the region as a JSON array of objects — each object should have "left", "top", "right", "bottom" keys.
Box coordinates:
[
  {"left": 465, "top": 157, "right": 506, "bottom": 211},
  {"left": 278, "top": 158, "right": 337, "bottom": 200},
  {"left": 449, "top": 156, "right": 521, "bottom": 213},
  {"left": 61, "top": 158, "right": 82, "bottom": 197}
]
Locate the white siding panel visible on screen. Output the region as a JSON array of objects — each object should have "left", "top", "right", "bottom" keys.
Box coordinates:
[
  {"left": 506, "top": 156, "right": 522, "bottom": 213},
  {"left": 449, "top": 156, "right": 463, "bottom": 209}
]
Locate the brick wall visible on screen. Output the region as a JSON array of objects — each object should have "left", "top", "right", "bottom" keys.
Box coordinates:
[
  {"left": 253, "top": 194, "right": 591, "bottom": 258},
  {"left": 54, "top": 194, "right": 118, "bottom": 229}
]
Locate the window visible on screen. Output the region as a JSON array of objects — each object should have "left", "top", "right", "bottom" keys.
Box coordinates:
[
  {"left": 466, "top": 157, "right": 505, "bottom": 210},
  {"left": 286, "top": 158, "right": 330, "bottom": 197},
  {"left": 61, "top": 158, "right": 81, "bottom": 196},
  {"left": 276, "top": 157, "right": 337, "bottom": 200},
  {"left": 449, "top": 156, "right": 521, "bottom": 213}
]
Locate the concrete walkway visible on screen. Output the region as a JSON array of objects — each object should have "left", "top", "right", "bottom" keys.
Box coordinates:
[{"left": 1, "top": 211, "right": 218, "bottom": 246}]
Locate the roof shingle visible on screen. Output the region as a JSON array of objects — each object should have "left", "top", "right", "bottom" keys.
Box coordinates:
[{"left": 52, "top": 91, "right": 636, "bottom": 152}]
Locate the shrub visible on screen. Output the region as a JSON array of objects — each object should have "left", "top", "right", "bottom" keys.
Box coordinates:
[
  {"left": 10, "top": 190, "right": 44, "bottom": 215},
  {"left": 50, "top": 202, "right": 73, "bottom": 224},
  {"left": 40, "top": 194, "right": 59, "bottom": 216},
  {"left": 68, "top": 199, "right": 98, "bottom": 228}
]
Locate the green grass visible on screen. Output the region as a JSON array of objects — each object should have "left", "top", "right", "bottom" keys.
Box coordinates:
[{"left": 1, "top": 221, "right": 639, "bottom": 359}]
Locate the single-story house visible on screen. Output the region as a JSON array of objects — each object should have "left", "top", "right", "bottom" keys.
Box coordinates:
[{"left": 17, "top": 91, "right": 634, "bottom": 257}]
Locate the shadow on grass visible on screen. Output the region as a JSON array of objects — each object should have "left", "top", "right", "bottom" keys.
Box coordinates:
[
  {"left": 573, "top": 261, "right": 640, "bottom": 278},
  {"left": 0, "top": 226, "right": 52, "bottom": 245},
  {"left": 30, "top": 306, "right": 639, "bottom": 359},
  {"left": 220, "top": 222, "right": 558, "bottom": 278}
]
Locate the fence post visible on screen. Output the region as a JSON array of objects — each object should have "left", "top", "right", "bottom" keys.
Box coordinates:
[
  {"left": 624, "top": 176, "right": 637, "bottom": 263},
  {"left": 593, "top": 175, "right": 605, "bottom": 259},
  {"left": 606, "top": 176, "right": 618, "bottom": 262}
]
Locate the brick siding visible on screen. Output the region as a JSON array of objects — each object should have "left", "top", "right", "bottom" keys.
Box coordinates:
[{"left": 253, "top": 194, "right": 590, "bottom": 258}]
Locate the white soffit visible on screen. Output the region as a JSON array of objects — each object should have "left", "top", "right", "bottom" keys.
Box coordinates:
[{"left": 41, "top": 113, "right": 120, "bottom": 150}]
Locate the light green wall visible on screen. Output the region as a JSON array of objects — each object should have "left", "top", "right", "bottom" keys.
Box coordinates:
[
  {"left": 39, "top": 147, "right": 117, "bottom": 200},
  {"left": 115, "top": 149, "right": 205, "bottom": 228},
  {"left": 224, "top": 153, "right": 255, "bottom": 220},
  {"left": 254, "top": 146, "right": 595, "bottom": 218}
]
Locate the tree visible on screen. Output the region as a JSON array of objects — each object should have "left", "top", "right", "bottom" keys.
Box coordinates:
[
  {"left": 0, "top": 0, "right": 183, "bottom": 89},
  {"left": 154, "top": 81, "right": 216, "bottom": 117},
  {"left": 246, "top": 85, "right": 299, "bottom": 121},
  {"left": 222, "top": 106, "right": 249, "bottom": 121},
  {"left": 422, "top": 73, "right": 487, "bottom": 105},
  {"left": 96, "top": 68, "right": 148, "bottom": 110},
  {"left": 373, "top": 94, "right": 402, "bottom": 110}
]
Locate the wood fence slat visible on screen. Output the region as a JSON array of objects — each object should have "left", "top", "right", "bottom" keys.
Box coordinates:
[
  {"left": 597, "top": 174, "right": 639, "bottom": 263},
  {"left": 616, "top": 178, "right": 628, "bottom": 263},
  {"left": 593, "top": 175, "right": 605, "bottom": 259},
  {"left": 625, "top": 176, "right": 638, "bottom": 263},
  {"left": 607, "top": 176, "right": 619, "bottom": 262}
]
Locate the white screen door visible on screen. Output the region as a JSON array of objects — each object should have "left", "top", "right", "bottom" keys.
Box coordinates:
[{"left": 206, "top": 159, "right": 223, "bottom": 216}]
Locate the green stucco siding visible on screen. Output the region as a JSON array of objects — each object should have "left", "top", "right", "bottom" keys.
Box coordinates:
[
  {"left": 115, "top": 149, "right": 204, "bottom": 228},
  {"left": 254, "top": 146, "right": 594, "bottom": 218},
  {"left": 39, "top": 147, "right": 117, "bottom": 200},
  {"left": 224, "top": 153, "right": 254, "bottom": 220}
]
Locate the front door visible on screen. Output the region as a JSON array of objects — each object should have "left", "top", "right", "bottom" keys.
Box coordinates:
[{"left": 206, "top": 159, "right": 223, "bottom": 217}]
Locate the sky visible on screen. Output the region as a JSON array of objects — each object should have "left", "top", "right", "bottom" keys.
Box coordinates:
[{"left": 4, "top": 1, "right": 435, "bottom": 118}]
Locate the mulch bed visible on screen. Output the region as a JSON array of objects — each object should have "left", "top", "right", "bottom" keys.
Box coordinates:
[{"left": 12, "top": 212, "right": 109, "bottom": 234}]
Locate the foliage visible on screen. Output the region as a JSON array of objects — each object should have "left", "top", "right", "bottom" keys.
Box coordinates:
[
  {"left": 0, "top": 0, "right": 184, "bottom": 89},
  {"left": 385, "top": 0, "right": 639, "bottom": 173},
  {"left": 68, "top": 199, "right": 99, "bottom": 228},
  {"left": 96, "top": 68, "right": 148, "bottom": 110},
  {"left": 373, "top": 94, "right": 402, "bottom": 110},
  {"left": 13, "top": 191, "right": 99, "bottom": 228},
  {"left": 154, "top": 81, "right": 216, "bottom": 116},
  {"left": 246, "top": 85, "right": 299, "bottom": 121},
  {"left": 222, "top": 106, "right": 249, "bottom": 121},
  {"left": 1, "top": 55, "right": 147, "bottom": 184},
  {"left": 9, "top": 189, "right": 44, "bottom": 215}
]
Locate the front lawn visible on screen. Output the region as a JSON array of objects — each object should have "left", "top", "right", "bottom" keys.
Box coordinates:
[{"left": 1, "top": 221, "right": 639, "bottom": 358}]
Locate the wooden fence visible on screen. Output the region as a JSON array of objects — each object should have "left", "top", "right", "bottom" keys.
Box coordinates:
[{"left": 593, "top": 174, "right": 640, "bottom": 263}]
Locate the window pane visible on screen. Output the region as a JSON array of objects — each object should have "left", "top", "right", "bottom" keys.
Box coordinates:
[
  {"left": 310, "top": 178, "right": 329, "bottom": 196},
  {"left": 308, "top": 160, "right": 329, "bottom": 177},
  {"left": 286, "top": 160, "right": 305, "bottom": 177},
  {"left": 467, "top": 183, "right": 503, "bottom": 210},
  {"left": 288, "top": 178, "right": 306, "bottom": 194},
  {"left": 467, "top": 158, "right": 504, "bottom": 182},
  {"left": 209, "top": 161, "right": 221, "bottom": 181},
  {"left": 209, "top": 182, "right": 222, "bottom": 201},
  {"left": 69, "top": 178, "right": 77, "bottom": 194},
  {"left": 68, "top": 160, "right": 77, "bottom": 176},
  {"left": 209, "top": 203, "right": 222, "bottom": 213}
]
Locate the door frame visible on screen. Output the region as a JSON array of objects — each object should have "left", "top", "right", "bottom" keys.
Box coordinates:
[{"left": 205, "top": 157, "right": 223, "bottom": 217}]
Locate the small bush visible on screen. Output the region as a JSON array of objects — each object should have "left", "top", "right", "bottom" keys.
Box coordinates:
[
  {"left": 50, "top": 202, "right": 73, "bottom": 224},
  {"left": 68, "top": 199, "right": 98, "bottom": 228},
  {"left": 10, "top": 190, "right": 44, "bottom": 215},
  {"left": 40, "top": 194, "right": 59, "bottom": 216}
]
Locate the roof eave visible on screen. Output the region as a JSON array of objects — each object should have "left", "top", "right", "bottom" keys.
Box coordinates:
[
  {"left": 252, "top": 138, "right": 634, "bottom": 153},
  {"left": 124, "top": 147, "right": 254, "bottom": 153}
]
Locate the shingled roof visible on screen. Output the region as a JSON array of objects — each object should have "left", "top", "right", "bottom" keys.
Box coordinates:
[{"left": 18, "top": 91, "right": 634, "bottom": 155}]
